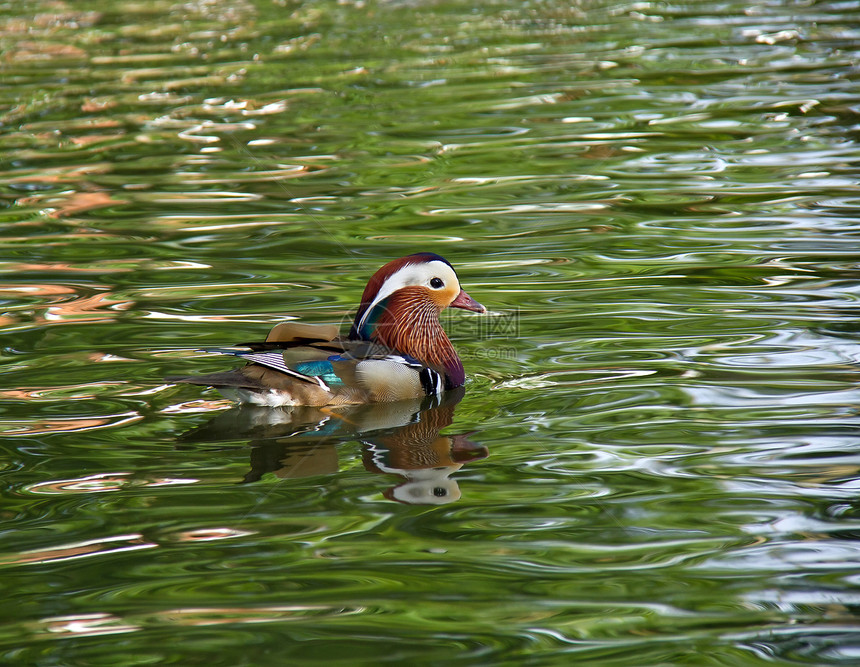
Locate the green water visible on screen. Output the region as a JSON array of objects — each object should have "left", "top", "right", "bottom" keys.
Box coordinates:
[{"left": 3, "top": 0, "right": 860, "bottom": 663}]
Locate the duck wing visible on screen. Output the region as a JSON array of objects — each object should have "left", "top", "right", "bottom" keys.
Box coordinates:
[{"left": 169, "top": 321, "right": 447, "bottom": 405}]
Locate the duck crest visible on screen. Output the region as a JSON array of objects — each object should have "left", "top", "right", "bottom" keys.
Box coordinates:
[{"left": 349, "top": 252, "right": 452, "bottom": 340}]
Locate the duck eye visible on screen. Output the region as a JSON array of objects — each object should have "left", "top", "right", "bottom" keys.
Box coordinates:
[{"left": 430, "top": 278, "right": 444, "bottom": 289}]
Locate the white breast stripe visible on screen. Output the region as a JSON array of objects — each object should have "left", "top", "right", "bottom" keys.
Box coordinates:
[
  {"left": 418, "top": 367, "right": 444, "bottom": 396},
  {"left": 381, "top": 354, "right": 423, "bottom": 368}
]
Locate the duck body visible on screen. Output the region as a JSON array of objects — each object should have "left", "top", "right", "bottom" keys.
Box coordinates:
[{"left": 169, "top": 253, "right": 485, "bottom": 406}]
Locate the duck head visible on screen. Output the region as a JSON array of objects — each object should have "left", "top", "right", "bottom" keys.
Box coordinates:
[{"left": 348, "top": 253, "right": 485, "bottom": 387}]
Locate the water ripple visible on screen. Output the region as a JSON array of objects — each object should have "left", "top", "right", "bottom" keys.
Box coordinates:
[{"left": 3, "top": 0, "right": 860, "bottom": 663}]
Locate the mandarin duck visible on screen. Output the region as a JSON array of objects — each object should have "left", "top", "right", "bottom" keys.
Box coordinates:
[{"left": 170, "top": 253, "right": 486, "bottom": 406}]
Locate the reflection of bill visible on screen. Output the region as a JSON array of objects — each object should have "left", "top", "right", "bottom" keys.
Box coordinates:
[
  {"left": 176, "top": 387, "right": 487, "bottom": 504},
  {"left": 364, "top": 433, "right": 486, "bottom": 505},
  {"left": 361, "top": 394, "right": 487, "bottom": 504}
]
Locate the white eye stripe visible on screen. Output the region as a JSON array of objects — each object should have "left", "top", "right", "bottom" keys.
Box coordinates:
[{"left": 357, "top": 260, "right": 458, "bottom": 331}]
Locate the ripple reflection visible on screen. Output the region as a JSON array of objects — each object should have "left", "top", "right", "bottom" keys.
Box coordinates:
[{"left": 176, "top": 387, "right": 487, "bottom": 504}]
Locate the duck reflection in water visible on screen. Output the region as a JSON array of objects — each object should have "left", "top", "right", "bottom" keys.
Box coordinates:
[{"left": 178, "top": 387, "right": 487, "bottom": 504}]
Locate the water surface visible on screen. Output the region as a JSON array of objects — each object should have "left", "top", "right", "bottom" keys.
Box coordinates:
[{"left": 2, "top": 0, "right": 860, "bottom": 664}]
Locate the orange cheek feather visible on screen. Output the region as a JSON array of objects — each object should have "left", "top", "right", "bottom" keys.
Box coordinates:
[{"left": 435, "top": 284, "right": 459, "bottom": 309}]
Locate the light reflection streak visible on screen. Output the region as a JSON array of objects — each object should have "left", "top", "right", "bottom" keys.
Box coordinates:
[
  {"left": 241, "top": 101, "right": 288, "bottom": 116},
  {"left": 4, "top": 526, "right": 253, "bottom": 568},
  {"left": 119, "top": 383, "right": 175, "bottom": 397},
  {"left": 173, "top": 219, "right": 299, "bottom": 232},
  {"left": 27, "top": 291, "right": 133, "bottom": 325},
  {"left": 425, "top": 202, "right": 607, "bottom": 215},
  {"left": 0, "top": 284, "right": 76, "bottom": 296},
  {"left": 0, "top": 381, "right": 128, "bottom": 401},
  {"left": 141, "top": 311, "right": 283, "bottom": 323},
  {"left": 25, "top": 472, "right": 200, "bottom": 495},
  {"left": 159, "top": 398, "right": 234, "bottom": 413},
  {"left": 26, "top": 472, "right": 131, "bottom": 494},
  {"left": 146, "top": 477, "right": 201, "bottom": 487},
  {"left": 1, "top": 534, "right": 156, "bottom": 566},
  {"left": 147, "top": 191, "right": 263, "bottom": 203},
  {"left": 87, "top": 353, "right": 134, "bottom": 362},
  {"left": 2, "top": 412, "right": 142, "bottom": 435},
  {"left": 34, "top": 604, "right": 364, "bottom": 640},
  {"left": 41, "top": 613, "right": 140, "bottom": 638},
  {"left": 494, "top": 369, "right": 656, "bottom": 391},
  {"left": 162, "top": 605, "right": 363, "bottom": 626},
  {"left": 174, "top": 528, "right": 255, "bottom": 541},
  {"left": 137, "top": 282, "right": 309, "bottom": 297}
]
